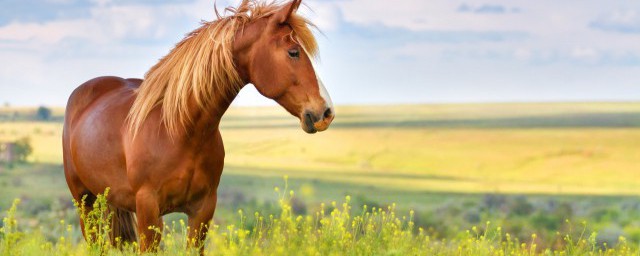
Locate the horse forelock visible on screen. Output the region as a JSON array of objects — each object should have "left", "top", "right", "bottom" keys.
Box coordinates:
[{"left": 127, "top": 0, "right": 319, "bottom": 139}]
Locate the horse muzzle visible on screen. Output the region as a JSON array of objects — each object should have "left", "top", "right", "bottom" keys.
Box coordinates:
[{"left": 301, "top": 107, "right": 334, "bottom": 134}]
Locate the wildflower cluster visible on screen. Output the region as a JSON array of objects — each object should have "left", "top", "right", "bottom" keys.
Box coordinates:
[{"left": 1, "top": 180, "right": 638, "bottom": 255}]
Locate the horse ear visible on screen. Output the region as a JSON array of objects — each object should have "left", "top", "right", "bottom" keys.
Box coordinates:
[{"left": 273, "top": 0, "right": 302, "bottom": 24}]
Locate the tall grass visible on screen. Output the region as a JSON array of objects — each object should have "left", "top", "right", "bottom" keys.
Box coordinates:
[{"left": 1, "top": 180, "right": 638, "bottom": 255}]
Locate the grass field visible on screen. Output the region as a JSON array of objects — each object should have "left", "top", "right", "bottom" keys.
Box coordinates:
[
  {"left": 1, "top": 102, "right": 640, "bottom": 254},
  {"left": 4, "top": 192, "right": 637, "bottom": 255},
  {"left": 2, "top": 103, "right": 640, "bottom": 195}
]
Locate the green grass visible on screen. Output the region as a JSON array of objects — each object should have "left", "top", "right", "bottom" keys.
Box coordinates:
[
  {"left": 2, "top": 185, "right": 638, "bottom": 256},
  {"left": 4, "top": 162, "right": 640, "bottom": 252}
]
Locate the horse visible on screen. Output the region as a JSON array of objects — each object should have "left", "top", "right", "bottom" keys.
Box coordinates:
[{"left": 62, "top": 0, "right": 334, "bottom": 252}]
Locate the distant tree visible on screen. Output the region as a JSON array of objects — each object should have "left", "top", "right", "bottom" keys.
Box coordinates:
[
  {"left": 0, "top": 137, "right": 32, "bottom": 168},
  {"left": 36, "top": 106, "right": 52, "bottom": 121},
  {"left": 13, "top": 137, "right": 33, "bottom": 163}
]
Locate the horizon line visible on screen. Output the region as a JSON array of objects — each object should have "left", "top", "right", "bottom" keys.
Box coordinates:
[{"left": 2, "top": 100, "right": 640, "bottom": 109}]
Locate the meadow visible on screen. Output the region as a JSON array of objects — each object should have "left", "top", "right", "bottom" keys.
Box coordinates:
[{"left": 1, "top": 102, "right": 640, "bottom": 254}]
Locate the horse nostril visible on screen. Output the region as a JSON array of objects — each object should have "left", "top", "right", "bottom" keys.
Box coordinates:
[
  {"left": 305, "top": 112, "right": 313, "bottom": 123},
  {"left": 323, "top": 108, "right": 333, "bottom": 119}
]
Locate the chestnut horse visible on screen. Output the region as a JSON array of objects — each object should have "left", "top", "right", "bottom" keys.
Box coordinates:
[{"left": 62, "top": 0, "right": 334, "bottom": 252}]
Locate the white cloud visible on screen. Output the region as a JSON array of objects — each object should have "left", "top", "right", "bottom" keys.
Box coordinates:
[
  {"left": 45, "top": 0, "right": 76, "bottom": 4},
  {"left": 326, "top": 0, "right": 640, "bottom": 66},
  {"left": 334, "top": 0, "right": 531, "bottom": 32},
  {"left": 90, "top": 0, "right": 112, "bottom": 6},
  {"left": 91, "top": 6, "right": 157, "bottom": 39},
  {"left": 0, "top": 9, "right": 141, "bottom": 45},
  {"left": 590, "top": 9, "right": 640, "bottom": 34},
  {"left": 299, "top": 1, "right": 342, "bottom": 31},
  {"left": 1, "top": 0, "right": 639, "bottom": 106},
  {"left": 0, "top": 0, "right": 215, "bottom": 46},
  {"left": 571, "top": 47, "right": 598, "bottom": 59},
  {"left": 0, "top": 19, "right": 92, "bottom": 44},
  {"left": 513, "top": 48, "right": 532, "bottom": 60},
  {"left": 0, "top": 1, "right": 206, "bottom": 106}
]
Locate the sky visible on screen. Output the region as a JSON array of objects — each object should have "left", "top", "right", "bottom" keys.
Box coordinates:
[{"left": 0, "top": 0, "right": 639, "bottom": 107}]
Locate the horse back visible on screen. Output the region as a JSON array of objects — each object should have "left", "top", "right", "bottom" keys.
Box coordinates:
[{"left": 65, "top": 76, "right": 140, "bottom": 127}]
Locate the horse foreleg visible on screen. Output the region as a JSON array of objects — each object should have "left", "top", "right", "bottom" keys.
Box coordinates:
[
  {"left": 135, "top": 189, "right": 162, "bottom": 252},
  {"left": 187, "top": 194, "right": 217, "bottom": 255}
]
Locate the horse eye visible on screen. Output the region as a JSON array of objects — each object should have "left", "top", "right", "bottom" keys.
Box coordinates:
[{"left": 288, "top": 49, "right": 300, "bottom": 59}]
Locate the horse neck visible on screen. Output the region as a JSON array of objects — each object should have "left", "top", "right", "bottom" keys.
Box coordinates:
[
  {"left": 182, "top": 21, "right": 262, "bottom": 139},
  {"left": 186, "top": 85, "right": 239, "bottom": 139}
]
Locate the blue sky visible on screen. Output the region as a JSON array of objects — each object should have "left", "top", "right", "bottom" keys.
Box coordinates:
[{"left": 0, "top": 0, "right": 639, "bottom": 107}]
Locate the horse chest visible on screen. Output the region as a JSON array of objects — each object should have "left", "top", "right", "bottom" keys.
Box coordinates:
[{"left": 159, "top": 156, "right": 223, "bottom": 213}]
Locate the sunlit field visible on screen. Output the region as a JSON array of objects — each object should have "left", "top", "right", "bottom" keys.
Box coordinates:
[
  {"left": 3, "top": 103, "right": 640, "bottom": 194},
  {"left": 1, "top": 102, "right": 640, "bottom": 254}
]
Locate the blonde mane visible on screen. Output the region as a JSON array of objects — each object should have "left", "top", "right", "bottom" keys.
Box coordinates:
[{"left": 127, "top": 0, "right": 318, "bottom": 139}]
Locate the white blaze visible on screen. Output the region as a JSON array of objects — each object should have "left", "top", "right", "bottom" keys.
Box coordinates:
[{"left": 317, "top": 76, "right": 333, "bottom": 111}]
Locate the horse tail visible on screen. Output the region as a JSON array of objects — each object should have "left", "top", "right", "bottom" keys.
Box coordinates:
[{"left": 109, "top": 205, "right": 137, "bottom": 246}]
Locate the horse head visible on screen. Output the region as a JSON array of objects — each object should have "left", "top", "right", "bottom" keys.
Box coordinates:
[{"left": 234, "top": 0, "right": 335, "bottom": 133}]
